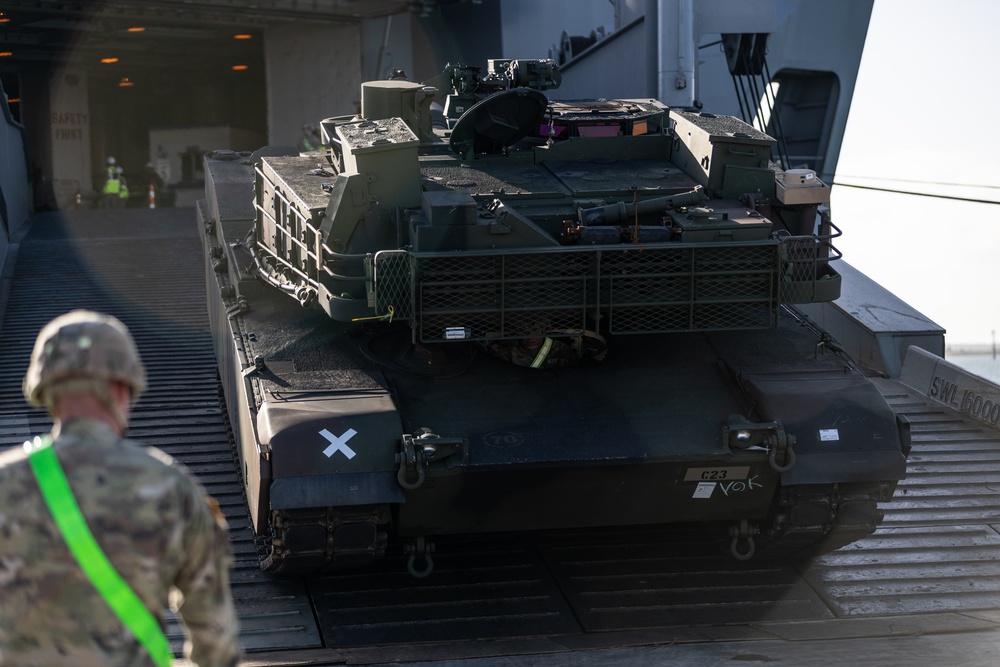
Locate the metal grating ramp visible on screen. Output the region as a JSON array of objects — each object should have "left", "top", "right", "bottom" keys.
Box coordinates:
[
  {"left": 795, "top": 378, "right": 1000, "bottom": 618},
  {"left": 0, "top": 209, "right": 321, "bottom": 655},
  {"left": 308, "top": 533, "right": 580, "bottom": 648},
  {"left": 534, "top": 525, "right": 832, "bottom": 631}
]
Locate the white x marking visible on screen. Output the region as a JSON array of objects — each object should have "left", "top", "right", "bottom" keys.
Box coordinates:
[{"left": 320, "top": 428, "right": 357, "bottom": 459}]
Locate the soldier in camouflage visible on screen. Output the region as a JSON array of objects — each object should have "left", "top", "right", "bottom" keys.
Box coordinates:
[{"left": 0, "top": 310, "right": 242, "bottom": 666}]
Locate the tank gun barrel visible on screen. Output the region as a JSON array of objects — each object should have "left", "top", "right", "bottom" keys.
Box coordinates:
[{"left": 577, "top": 186, "right": 705, "bottom": 226}]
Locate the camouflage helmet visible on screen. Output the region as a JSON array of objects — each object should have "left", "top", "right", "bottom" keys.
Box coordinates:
[{"left": 23, "top": 310, "right": 147, "bottom": 407}]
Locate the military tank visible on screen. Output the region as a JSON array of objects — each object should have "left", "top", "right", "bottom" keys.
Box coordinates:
[{"left": 199, "top": 58, "right": 910, "bottom": 576}]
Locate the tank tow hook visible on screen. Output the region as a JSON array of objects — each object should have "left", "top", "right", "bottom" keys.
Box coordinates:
[
  {"left": 729, "top": 519, "right": 758, "bottom": 561},
  {"left": 404, "top": 536, "right": 435, "bottom": 578},
  {"left": 766, "top": 429, "right": 796, "bottom": 473},
  {"left": 396, "top": 431, "right": 468, "bottom": 490},
  {"left": 724, "top": 416, "right": 796, "bottom": 472}
]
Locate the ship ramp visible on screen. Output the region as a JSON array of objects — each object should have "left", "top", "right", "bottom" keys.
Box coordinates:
[{"left": 2, "top": 208, "right": 999, "bottom": 666}]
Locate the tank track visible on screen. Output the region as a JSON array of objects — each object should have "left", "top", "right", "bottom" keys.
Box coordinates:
[
  {"left": 256, "top": 482, "right": 894, "bottom": 572},
  {"left": 726, "top": 481, "right": 898, "bottom": 561},
  {"left": 258, "top": 505, "right": 391, "bottom": 574}
]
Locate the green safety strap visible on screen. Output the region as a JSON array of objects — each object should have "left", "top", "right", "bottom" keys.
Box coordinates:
[{"left": 25, "top": 435, "right": 173, "bottom": 667}]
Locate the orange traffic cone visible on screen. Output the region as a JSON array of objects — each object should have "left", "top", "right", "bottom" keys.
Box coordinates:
[{"left": 148, "top": 183, "right": 156, "bottom": 209}]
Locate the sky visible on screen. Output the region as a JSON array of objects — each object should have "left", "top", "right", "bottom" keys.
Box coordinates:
[{"left": 832, "top": 0, "right": 1000, "bottom": 347}]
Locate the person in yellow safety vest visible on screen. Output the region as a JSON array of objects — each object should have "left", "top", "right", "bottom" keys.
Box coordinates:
[
  {"left": 117, "top": 171, "right": 130, "bottom": 208},
  {"left": 101, "top": 156, "right": 121, "bottom": 208}
]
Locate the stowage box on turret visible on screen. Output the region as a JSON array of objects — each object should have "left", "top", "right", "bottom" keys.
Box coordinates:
[{"left": 198, "top": 58, "right": 909, "bottom": 575}]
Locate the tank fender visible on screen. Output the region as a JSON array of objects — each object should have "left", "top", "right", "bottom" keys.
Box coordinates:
[
  {"left": 257, "top": 389, "right": 406, "bottom": 508},
  {"left": 738, "top": 370, "right": 907, "bottom": 486},
  {"left": 269, "top": 472, "right": 403, "bottom": 510}
]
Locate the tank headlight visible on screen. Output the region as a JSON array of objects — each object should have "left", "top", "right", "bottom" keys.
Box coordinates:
[{"left": 735, "top": 430, "right": 752, "bottom": 443}]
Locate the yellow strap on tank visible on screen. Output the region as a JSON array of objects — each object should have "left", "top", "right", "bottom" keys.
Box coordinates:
[
  {"left": 25, "top": 435, "right": 173, "bottom": 667},
  {"left": 530, "top": 337, "right": 554, "bottom": 369}
]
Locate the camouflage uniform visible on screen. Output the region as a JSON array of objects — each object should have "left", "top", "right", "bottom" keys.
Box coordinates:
[
  {"left": 0, "top": 311, "right": 241, "bottom": 666},
  {"left": 0, "top": 421, "right": 241, "bottom": 666}
]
